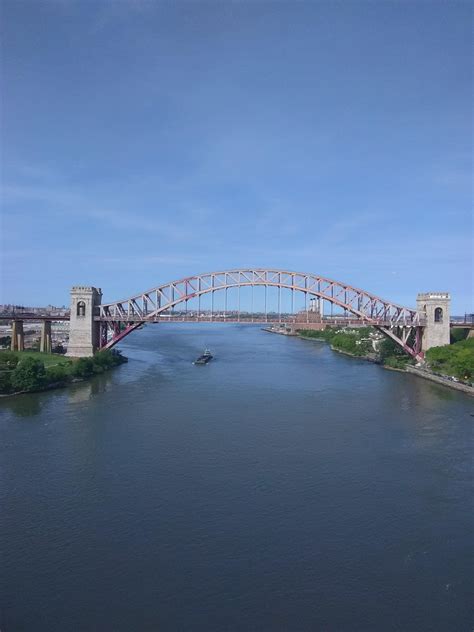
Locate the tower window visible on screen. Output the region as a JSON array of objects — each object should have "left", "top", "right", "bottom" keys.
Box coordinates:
[
  {"left": 434, "top": 307, "right": 443, "bottom": 323},
  {"left": 77, "top": 301, "right": 86, "bottom": 317}
]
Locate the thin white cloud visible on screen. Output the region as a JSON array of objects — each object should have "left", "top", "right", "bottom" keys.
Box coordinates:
[{"left": 2, "top": 183, "right": 194, "bottom": 241}]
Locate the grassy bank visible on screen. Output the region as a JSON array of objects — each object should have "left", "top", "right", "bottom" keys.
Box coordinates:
[
  {"left": 425, "top": 338, "right": 474, "bottom": 382},
  {"left": 5, "top": 350, "right": 71, "bottom": 367},
  {"left": 297, "top": 327, "right": 378, "bottom": 358},
  {"left": 0, "top": 349, "right": 127, "bottom": 396},
  {"left": 297, "top": 327, "right": 412, "bottom": 368},
  {"left": 296, "top": 327, "right": 474, "bottom": 383}
]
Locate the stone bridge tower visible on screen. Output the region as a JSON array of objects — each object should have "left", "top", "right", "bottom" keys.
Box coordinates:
[
  {"left": 416, "top": 292, "right": 450, "bottom": 352},
  {"left": 67, "top": 286, "right": 102, "bottom": 357}
]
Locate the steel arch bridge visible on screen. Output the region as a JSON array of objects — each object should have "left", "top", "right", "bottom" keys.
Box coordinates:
[{"left": 97, "top": 269, "right": 425, "bottom": 359}]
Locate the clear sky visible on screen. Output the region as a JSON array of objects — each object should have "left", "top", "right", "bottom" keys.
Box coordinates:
[{"left": 1, "top": 0, "right": 472, "bottom": 313}]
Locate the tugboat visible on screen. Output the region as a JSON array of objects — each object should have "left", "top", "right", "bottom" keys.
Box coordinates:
[{"left": 194, "top": 349, "right": 213, "bottom": 365}]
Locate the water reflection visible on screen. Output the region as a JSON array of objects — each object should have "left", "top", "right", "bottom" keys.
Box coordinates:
[
  {"left": 1, "top": 325, "right": 473, "bottom": 632},
  {"left": 67, "top": 373, "right": 111, "bottom": 404},
  {"left": 0, "top": 392, "right": 43, "bottom": 418},
  {"left": 0, "top": 373, "right": 114, "bottom": 419}
]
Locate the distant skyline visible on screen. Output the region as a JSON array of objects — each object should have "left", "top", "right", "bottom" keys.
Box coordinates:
[{"left": 1, "top": 1, "right": 472, "bottom": 312}]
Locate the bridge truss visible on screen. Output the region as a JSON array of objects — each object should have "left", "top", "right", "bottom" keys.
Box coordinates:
[{"left": 97, "top": 269, "right": 425, "bottom": 359}]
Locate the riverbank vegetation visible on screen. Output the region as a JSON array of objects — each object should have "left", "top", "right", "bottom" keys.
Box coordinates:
[
  {"left": 298, "top": 327, "right": 413, "bottom": 369},
  {"left": 297, "top": 326, "right": 474, "bottom": 381},
  {"left": 450, "top": 328, "right": 470, "bottom": 344},
  {"left": 298, "top": 327, "right": 379, "bottom": 359},
  {"left": 0, "top": 350, "right": 127, "bottom": 395},
  {"left": 377, "top": 337, "right": 413, "bottom": 370},
  {"left": 425, "top": 338, "right": 474, "bottom": 381}
]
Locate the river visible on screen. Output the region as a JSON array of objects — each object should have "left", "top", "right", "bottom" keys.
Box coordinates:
[{"left": 1, "top": 324, "right": 473, "bottom": 631}]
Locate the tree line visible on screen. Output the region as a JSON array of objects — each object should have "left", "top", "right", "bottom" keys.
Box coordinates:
[
  {"left": 0, "top": 350, "right": 127, "bottom": 395},
  {"left": 297, "top": 326, "right": 474, "bottom": 378},
  {"left": 425, "top": 338, "right": 474, "bottom": 381}
]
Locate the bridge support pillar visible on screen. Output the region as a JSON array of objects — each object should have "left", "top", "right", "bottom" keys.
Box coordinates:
[
  {"left": 417, "top": 293, "right": 450, "bottom": 352},
  {"left": 66, "top": 286, "right": 102, "bottom": 357},
  {"left": 40, "top": 321, "right": 52, "bottom": 353},
  {"left": 11, "top": 320, "right": 24, "bottom": 351}
]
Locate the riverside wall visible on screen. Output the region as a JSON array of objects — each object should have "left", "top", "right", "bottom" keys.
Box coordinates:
[{"left": 405, "top": 366, "right": 474, "bottom": 396}]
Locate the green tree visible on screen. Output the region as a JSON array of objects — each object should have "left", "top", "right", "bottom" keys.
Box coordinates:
[
  {"left": 298, "top": 327, "right": 337, "bottom": 342},
  {"left": 452, "top": 348, "right": 474, "bottom": 380},
  {"left": 379, "top": 337, "right": 407, "bottom": 360},
  {"left": 46, "top": 364, "right": 69, "bottom": 385},
  {"left": 10, "top": 357, "right": 46, "bottom": 392},
  {"left": 71, "top": 357, "right": 95, "bottom": 378},
  {"left": 93, "top": 349, "right": 126, "bottom": 369},
  {"left": 93, "top": 349, "right": 115, "bottom": 369},
  {"left": 0, "top": 371, "right": 12, "bottom": 394},
  {"left": 0, "top": 351, "right": 19, "bottom": 370},
  {"left": 426, "top": 338, "right": 474, "bottom": 380},
  {"left": 331, "top": 332, "right": 371, "bottom": 355},
  {"left": 450, "top": 328, "right": 469, "bottom": 344}
]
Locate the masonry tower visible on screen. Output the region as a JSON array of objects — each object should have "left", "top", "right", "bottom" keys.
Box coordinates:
[
  {"left": 67, "top": 286, "right": 102, "bottom": 357},
  {"left": 416, "top": 292, "right": 450, "bottom": 352}
]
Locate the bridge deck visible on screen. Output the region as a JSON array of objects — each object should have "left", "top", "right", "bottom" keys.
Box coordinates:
[{"left": 1, "top": 313, "right": 472, "bottom": 327}]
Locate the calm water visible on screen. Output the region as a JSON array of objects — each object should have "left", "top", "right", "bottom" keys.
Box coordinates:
[{"left": 1, "top": 325, "right": 473, "bottom": 631}]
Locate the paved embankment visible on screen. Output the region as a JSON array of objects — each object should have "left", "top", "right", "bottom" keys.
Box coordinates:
[
  {"left": 262, "top": 327, "right": 296, "bottom": 336},
  {"left": 295, "top": 333, "right": 474, "bottom": 396},
  {"left": 405, "top": 366, "right": 474, "bottom": 396}
]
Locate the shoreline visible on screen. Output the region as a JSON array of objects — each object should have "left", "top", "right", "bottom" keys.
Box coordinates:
[
  {"left": 0, "top": 375, "right": 89, "bottom": 399},
  {"left": 261, "top": 327, "right": 296, "bottom": 336},
  {"left": 405, "top": 365, "right": 474, "bottom": 396},
  {"left": 329, "top": 345, "right": 378, "bottom": 362},
  {"left": 0, "top": 352, "right": 127, "bottom": 399},
  {"left": 0, "top": 363, "right": 125, "bottom": 399},
  {"left": 296, "top": 333, "right": 474, "bottom": 396}
]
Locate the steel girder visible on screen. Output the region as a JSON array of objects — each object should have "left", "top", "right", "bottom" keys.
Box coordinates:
[{"left": 97, "top": 269, "right": 423, "bottom": 358}]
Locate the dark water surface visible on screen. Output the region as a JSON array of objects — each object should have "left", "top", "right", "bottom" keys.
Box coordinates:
[{"left": 1, "top": 325, "right": 473, "bottom": 631}]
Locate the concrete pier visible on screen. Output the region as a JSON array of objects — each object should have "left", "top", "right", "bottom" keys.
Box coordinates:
[
  {"left": 11, "top": 320, "right": 25, "bottom": 351},
  {"left": 40, "top": 321, "right": 52, "bottom": 353}
]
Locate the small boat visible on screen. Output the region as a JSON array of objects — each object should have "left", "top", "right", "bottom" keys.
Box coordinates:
[{"left": 194, "top": 349, "right": 213, "bottom": 365}]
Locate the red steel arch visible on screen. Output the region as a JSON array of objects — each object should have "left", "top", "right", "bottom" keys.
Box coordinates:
[{"left": 97, "top": 269, "right": 424, "bottom": 358}]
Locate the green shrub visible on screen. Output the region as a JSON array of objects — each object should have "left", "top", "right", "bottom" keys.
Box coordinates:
[
  {"left": 93, "top": 349, "right": 115, "bottom": 369},
  {"left": 379, "top": 337, "right": 407, "bottom": 360},
  {"left": 93, "top": 349, "right": 127, "bottom": 369},
  {"left": 331, "top": 332, "right": 372, "bottom": 356},
  {"left": 298, "top": 327, "right": 337, "bottom": 342},
  {"left": 0, "top": 351, "right": 19, "bottom": 370},
  {"left": 299, "top": 327, "right": 373, "bottom": 356},
  {"left": 0, "top": 371, "right": 12, "bottom": 394},
  {"left": 46, "top": 364, "right": 70, "bottom": 385},
  {"left": 10, "top": 357, "right": 46, "bottom": 392},
  {"left": 0, "top": 348, "right": 127, "bottom": 394},
  {"left": 71, "top": 357, "right": 95, "bottom": 378},
  {"left": 425, "top": 338, "right": 474, "bottom": 380},
  {"left": 450, "top": 328, "right": 469, "bottom": 344},
  {"left": 384, "top": 356, "right": 410, "bottom": 370}
]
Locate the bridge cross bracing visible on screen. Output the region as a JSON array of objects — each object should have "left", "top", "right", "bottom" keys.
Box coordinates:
[{"left": 96, "top": 269, "right": 425, "bottom": 358}]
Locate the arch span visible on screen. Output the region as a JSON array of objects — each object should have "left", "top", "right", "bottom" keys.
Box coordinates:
[{"left": 97, "top": 269, "right": 423, "bottom": 358}]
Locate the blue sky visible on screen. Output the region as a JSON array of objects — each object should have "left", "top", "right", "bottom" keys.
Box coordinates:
[{"left": 1, "top": 0, "right": 472, "bottom": 313}]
